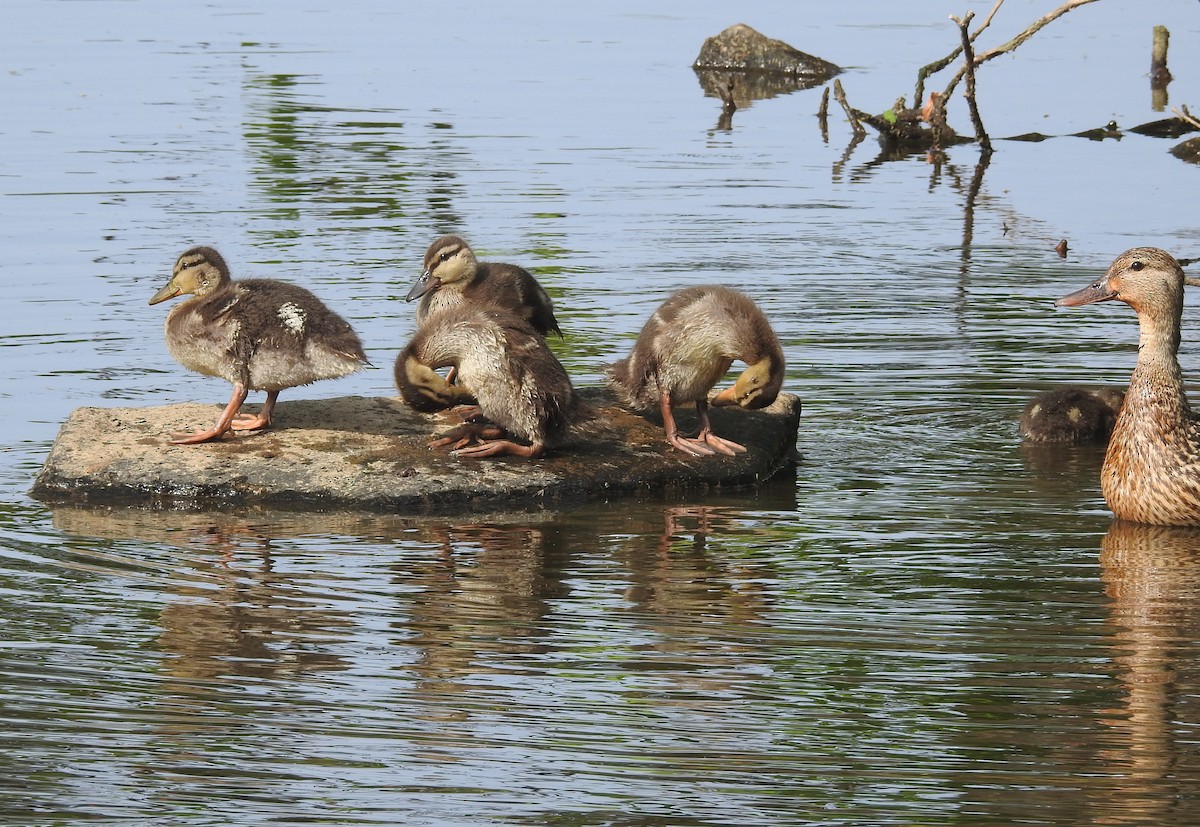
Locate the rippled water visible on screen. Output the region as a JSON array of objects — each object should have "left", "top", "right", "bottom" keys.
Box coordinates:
[{"left": 5, "top": 0, "right": 1200, "bottom": 824}]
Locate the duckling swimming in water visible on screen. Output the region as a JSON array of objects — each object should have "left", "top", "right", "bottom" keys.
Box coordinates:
[
  {"left": 395, "top": 306, "right": 587, "bottom": 458},
  {"left": 405, "top": 234, "right": 561, "bottom": 337},
  {"left": 1019, "top": 386, "right": 1125, "bottom": 444},
  {"left": 1057, "top": 247, "right": 1200, "bottom": 525},
  {"left": 606, "top": 285, "right": 784, "bottom": 457},
  {"left": 149, "top": 246, "right": 368, "bottom": 444}
]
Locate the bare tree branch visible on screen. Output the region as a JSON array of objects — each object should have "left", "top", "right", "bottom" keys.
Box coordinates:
[
  {"left": 941, "top": 0, "right": 1101, "bottom": 104},
  {"left": 952, "top": 11, "right": 992, "bottom": 154},
  {"left": 915, "top": 0, "right": 1005, "bottom": 110}
]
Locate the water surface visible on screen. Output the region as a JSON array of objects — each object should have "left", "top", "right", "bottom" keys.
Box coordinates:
[{"left": 3, "top": 1, "right": 1200, "bottom": 824}]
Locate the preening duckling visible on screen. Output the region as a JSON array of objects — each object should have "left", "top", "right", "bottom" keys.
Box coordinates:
[
  {"left": 149, "top": 246, "right": 367, "bottom": 444},
  {"left": 395, "top": 306, "right": 587, "bottom": 459},
  {"left": 405, "top": 234, "right": 561, "bottom": 337},
  {"left": 1019, "top": 387, "right": 1125, "bottom": 444},
  {"left": 606, "top": 285, "right": 784, "bottom": 457},
  {"left": 1057, "top": 247, "right": 1200, "bottom": 525}
]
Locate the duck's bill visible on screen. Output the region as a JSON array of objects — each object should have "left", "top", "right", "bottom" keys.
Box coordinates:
[
  {"left": 405, "top": 271, "right": 434, "bottom": 302},
  {"left": 148, "top": 280, "right": 182, "bottom": 305},
  {"left": 1056, "top": 281, "right": 1117, "bottom": 307}
]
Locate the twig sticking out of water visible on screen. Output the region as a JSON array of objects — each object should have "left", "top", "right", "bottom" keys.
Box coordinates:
[
  {"left": 952, "top": 11, "right": 992, "bottom": 155},
  {"left": 833, "top": 80, "right": 865, "bottom": 138},
  {"left": 939, "top": 0, "right": 1101, "bottom": 107},
  {"left": 915, "top": 0, "right": 1004, "bottom": 111}
]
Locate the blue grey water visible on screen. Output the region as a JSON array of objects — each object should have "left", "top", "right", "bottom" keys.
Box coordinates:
[{"left": 3, "top": 0, "right": 1200, "bottom": 824}]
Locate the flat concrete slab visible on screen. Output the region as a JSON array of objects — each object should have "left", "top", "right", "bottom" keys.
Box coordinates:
[{"left": 31, "top": 388, "right": 801, "bottom": 512}]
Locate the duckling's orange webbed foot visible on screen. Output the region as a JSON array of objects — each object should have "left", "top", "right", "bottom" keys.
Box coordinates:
[
  {"left": 170, "top": 426, "right": 234, "bottom": 445},
  {"left": 230, "top": 390, "right": 279, "bottom": 431},
  {"left": 169, "top": 384, "right": 250, "bottom": 445},
  {"left": 667, "top": 434, "right": 718, "bottom": 457},
  {"left": 697, "top": 429, "right": 747, "bottom": 456},
  {"left": 429, "top": 423, "right": 504, "bottom": 451},
  {"left": 453, "top": 439, "right": 543, "bottom": 459}
]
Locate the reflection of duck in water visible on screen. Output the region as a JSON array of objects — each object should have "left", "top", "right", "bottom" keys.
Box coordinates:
[
  {"left": 1019, "top": 387, "right": 1125, "bottom": 444},
  {"left": 1057, "top": 247, "right": 1200, "bottom": 525},
  {"left": 394, "top": 306, "right": 588, "bottom": 459},
  {"left": 149, "top": 246, "right": 368, "bottom": 444},
  {"left": 606, "top": 286, "right": 784, "bottom": 457}
]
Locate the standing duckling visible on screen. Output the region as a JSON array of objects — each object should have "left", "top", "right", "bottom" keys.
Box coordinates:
[
  {"left": 606, "top": 285, "right": 784, "bottom": 457},
  {"left": 405, "top": 235, "right": 562, "bottom": 337},
  {"left": 395, "top": 306, "right": 587, "bottom": 459},
  {"left": 150, "top": 246, "right": 368, "bottom": 444},
  {"left": 1057, "top": 247, "right": 1200, "bottom": 525}
]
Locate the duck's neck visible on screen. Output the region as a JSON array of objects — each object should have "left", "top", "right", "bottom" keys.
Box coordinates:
[{"left": 1125, "top": 307, "right": 1190, "bottom": 424}]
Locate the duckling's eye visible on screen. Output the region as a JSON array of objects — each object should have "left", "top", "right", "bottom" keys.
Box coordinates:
[
  {"left": 1130, "top": 260, "right": 1145, "bottom": 271},
  {"left": 439, "top": 252, "right": 452, "bottom": 262}
]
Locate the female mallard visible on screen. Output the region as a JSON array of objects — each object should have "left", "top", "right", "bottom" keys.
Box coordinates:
[
  {"left": 606, "top": 285, "right": 784, "bottom": 457},
  {"left": 1057, "top": 247, "right": 1200, "bottom": 525},
  {"left": 1019, "top": 386, "right": 1125, "bottom": 444},
  {"left": 405, "top": 235, "right": 561, "bottom": 337},
  {"left": 150, "top": 246, "right": 368, "bottom": 444},
  {"left": 394, "top": 306, "right": 587, "bottom": 458}
]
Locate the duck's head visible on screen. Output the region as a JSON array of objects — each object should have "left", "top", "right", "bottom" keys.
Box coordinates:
[
  {"left": 394, "top": 351, "right": 476, "bottom": 413},
  {"left": 405, "top": 235, "right": 478, "bottom": 302},
  {"left": 711, "top": 355, "right": 784, "bottom": 410},
  {"left": 150, "top": 246, "right": 231, "bottom": 305},
  {"left": 1056, "top": 247, "right": 1185, "bottom": 316}
]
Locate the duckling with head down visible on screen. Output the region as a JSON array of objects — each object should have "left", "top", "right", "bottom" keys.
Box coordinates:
[
  {"left": 606, "top": 285, "right": 784, "bottom": 457},
  {"left": 149, "top": 246, "right": 368, "bottom": 444},
  {"left": 1057, "top": 247, "right": 1200, "bottom": 525},
  {"left": 405, "top": 234, "right": 562, "bottom": 337},
  {"left": 395, "top": 306, "right": 587, "bottom": 459}
]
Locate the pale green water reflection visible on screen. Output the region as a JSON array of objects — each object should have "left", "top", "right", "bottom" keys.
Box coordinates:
[{"left": 4, "top": 0, "right": 1200, "bottom": 824}]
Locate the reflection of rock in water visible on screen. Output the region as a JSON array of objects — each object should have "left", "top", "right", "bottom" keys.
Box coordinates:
[
  {"left": 693, "top": 23, "right": 840, "bottom": 106},
  {"left": 694, "top": 70, "right": 824, "bottom": 108}
]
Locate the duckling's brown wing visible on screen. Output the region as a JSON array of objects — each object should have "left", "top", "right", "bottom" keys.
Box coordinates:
[
  {"left": 237, "top": 279, "right": 367, "bottom": 363},
  {"left": 473, "top": 263, "right": 562, "bottom": 337}
]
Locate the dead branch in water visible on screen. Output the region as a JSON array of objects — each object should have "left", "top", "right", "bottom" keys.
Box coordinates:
[
  {"left": 952, "top": 11, "right": 992, "bottom": 155},
  {"left": 838, "top": 0, "right": 1102, "bottom": 151},
  {"left": 915, "top": 0, "right": 1004, "bottom": 110},
  {"left": 939, "top": 0, "right": 1101, "bottom": 106}
]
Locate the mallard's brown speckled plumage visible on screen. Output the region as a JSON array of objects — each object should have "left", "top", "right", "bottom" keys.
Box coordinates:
[
  {"left": 405, "top": 234, "right": 561, "bottom": 337},
  {"left": 395, "top": 306, "right": 586, "bottom": 458},
  {"left": 606, "top": 285, "right": 784, "bottom": 457},
  {"left": 1057, "top": 247, "right": 1200, "bottom": 525},
  {"left": 150, "top": 246, "right": 367, "bottom": 444}
]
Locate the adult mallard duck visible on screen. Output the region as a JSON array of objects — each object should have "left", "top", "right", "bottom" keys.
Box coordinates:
[
  {"left": 1056, "top": 247, "right": 1200, "bottom": 525},
  {"left": 405, "top": 234, "right": 561, "bottom": 337},
  {"left": 606, "top": 285, "right": 784, "bottom": 457},
  {"left": 149, "top": 246, "right": 368, "bottom": 444},
  {"left": 394, "top": 305, "right": 587, "bottom": 458},
  {"left": 1019, "top": 386, "right": 1125, "bottom": 444}
]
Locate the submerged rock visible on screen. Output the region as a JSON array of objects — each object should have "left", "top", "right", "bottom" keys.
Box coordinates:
[
  {"left": 693, "top": 23, "right": 840, "bottom": 80},
  {"left": 31, "top": 388, "right": 801, "bottom": 513}
]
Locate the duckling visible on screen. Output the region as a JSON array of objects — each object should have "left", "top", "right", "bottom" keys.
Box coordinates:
[
  {"left": 1019, "top": 386, "right": 1125, "bottom": 444},
  {"left": 1056, "top": 247, "right": 1200, "bottom": 525},
  {"left": 606, "top": 285, "right": 784, "bottom": 457},
  {"left": 394, "top": 306, "right": 587, "bottom": 458},
  {"left": 405, "top": 235, "right": 562, "bottom": 337},
  {"left": 149, "top": 246, "right": 368, "bottom": 444}
]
